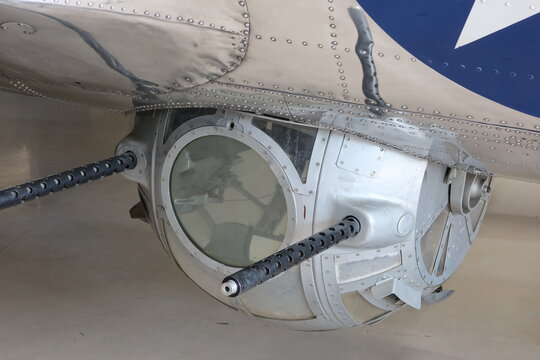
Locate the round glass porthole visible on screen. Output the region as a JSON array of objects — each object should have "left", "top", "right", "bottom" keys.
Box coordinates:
[{"left": 169, "top": 135, "right": 287, "bottom": 267}]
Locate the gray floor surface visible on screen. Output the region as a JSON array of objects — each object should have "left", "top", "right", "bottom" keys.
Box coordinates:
[{"left": 0, "top": 93, "right": 539, "bottom": 360}]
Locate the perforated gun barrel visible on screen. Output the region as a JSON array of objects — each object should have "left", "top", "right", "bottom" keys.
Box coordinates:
[{"left": 221, "top": 216, "right": 361, "bottom": 297}]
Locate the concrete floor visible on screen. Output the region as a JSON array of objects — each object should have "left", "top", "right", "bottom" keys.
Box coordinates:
[{"left": 0, "top": 92, "right": 539, "bottom": 360}]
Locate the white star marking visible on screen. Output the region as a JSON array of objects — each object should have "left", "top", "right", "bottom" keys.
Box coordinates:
[{"left": 455, "top": 0, "right": 540, "bottom": 48}]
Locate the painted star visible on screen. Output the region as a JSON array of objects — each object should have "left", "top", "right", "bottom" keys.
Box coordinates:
[{"left": 455, "top": 0, "right": 540, "bottom": 48}]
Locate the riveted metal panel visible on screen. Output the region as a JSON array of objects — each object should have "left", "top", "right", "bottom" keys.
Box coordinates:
[
  {"left": 3, "top": 0, "right": 540, "bottom": 180},
  {"left": 337, "top": 134, "right": 385, "bottom": 177},
  {"left": 0, "top": 0, "right": 248, "bottom": 108}
]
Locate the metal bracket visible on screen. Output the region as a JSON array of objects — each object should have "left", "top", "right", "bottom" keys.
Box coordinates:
[{"left": 371, "top": 277, "right": 422, "bottom": 309}]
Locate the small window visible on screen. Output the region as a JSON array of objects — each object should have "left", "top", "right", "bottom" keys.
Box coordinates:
[
  {"left": 163, "top": 108, "right": 217, "bottom": 143},
  {"left": 252, "top": 118, "right": 318, "bottom": 183}
]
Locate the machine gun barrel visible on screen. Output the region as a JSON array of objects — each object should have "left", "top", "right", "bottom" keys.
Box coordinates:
[
  {"left": 0, "top": 152, "right": 137, "bottom": 211},
  {"left": 221, "top": 216, "right": 361, "bottom": 297}
]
